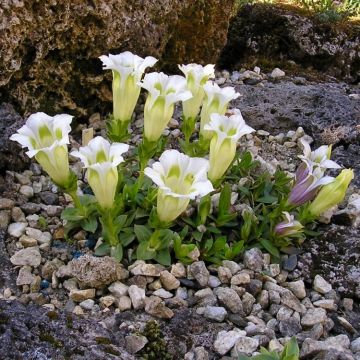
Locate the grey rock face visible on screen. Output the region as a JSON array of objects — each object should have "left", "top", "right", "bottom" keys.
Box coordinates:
[
  {"left": 220, "top": 4, "right": 360, "bottom": 81},
  {"left": 0, "top": 0, "right": 234, "bottom": 117},
  {"left": 0, "top": 300, "right": 134, "bottom": 360},
  {"left": 0, "top": 103, "right": 30, "bottom": 173}
]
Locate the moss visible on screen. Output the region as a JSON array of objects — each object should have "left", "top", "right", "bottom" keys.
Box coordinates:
[
  {"left": 46, "top": 311, "right": 59, "bottom": 321},
  {"left": 39, "top": 331, "right": 63, "bottom": 348},
  {"left": 0, "top": 314, "right": 9, "bottom": 325},
  {"left": 103, "top": 345, "right": 120, "bottom": 356},
  {"left": 138, "top": 321, "right": 172, "bottom": 360},
  {"left": 95, "top": 336, "right": 112, "bottom": 345},
  {"left": 66, "top": 313, "right": 73, "bottom": 329}
]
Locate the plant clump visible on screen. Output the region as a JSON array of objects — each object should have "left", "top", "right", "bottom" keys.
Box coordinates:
[
  {"left": 9, "top": 51, "right": 354, "bottom": 267},
  {"left": 138, "top": 320, "right": 172, "bottom": 360}
]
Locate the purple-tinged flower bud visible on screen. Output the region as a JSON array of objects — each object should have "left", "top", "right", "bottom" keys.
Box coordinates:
[
  {"left": 288, "top": 167, "right": 334, "bottom": 207},
  {"left": 274, "top": 212, "right": 303, "bottom": 237}
]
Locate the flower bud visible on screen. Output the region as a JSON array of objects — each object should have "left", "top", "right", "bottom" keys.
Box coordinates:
[
  {"left": 309, "top": 169, "right": 354, "bottom": 217},
  {"left": 274, "top": 212, "right": 303, "bottom": 237},
  {"left": 140, "top": 72, "right": 192, "bottom": 142},
  {"left": 204, "top": 112, "right": 254, "bottom": 183}
]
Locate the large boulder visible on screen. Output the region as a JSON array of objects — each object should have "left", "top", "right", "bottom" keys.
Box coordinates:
[
  {"left": 0, "top": 0, "right": 234, "bottom": 117},
  {"left": 219, "top": 4, "right": 360, "bottom": 82}
]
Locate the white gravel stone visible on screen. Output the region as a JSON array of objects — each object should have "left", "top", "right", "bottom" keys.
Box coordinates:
[
  {"left": 8, "top": 222, "right": 27, "bottom": 237},
  {"left": 128, "top": 285, "right": 146, "bottom": 310},
  {"left": 117, "top": 296, "right": 132, "bottom": 311},
  {"left": 10, "top": 247, "right": 41, "bottom": 267},
  {"left": 19, "top": 185, "right": 34, "bottom": 198},
  {"left": 313, "top": 299, "right": 337, "bottom": 311},
  {"left": 214, "top": 287, "right": 243, "bottom": 314},
  {"left": 160, "top": 270, "right": 180, "bottom": 290},
  {"left": 351, "top": 338, "right": 360, "bottom": 352},
  {"left": 203, "top": 306, "right": 227, "bottom": 322},
  {"left": 153, "top": 288, "right": 173, "bottom": 299},
  {"left": 208, "top": 275, "right": 221, "bottom": 288},
  {"left": 171, "top": 263, "right": 186, "bottom": 278},
  {"left": 231, "top": 272, "right": 251, "bottom": 285},
  {"left": 222, "top": 260, "right": 241, "bottom": 275},
  {"left": 270, "top": 68, "right": 285, "bottom": 79},
  {"left": 214, "top": 329, "right": 246, "bottom": 355},
  {"left": 231, "top": 336, "right": 259, "bottom": 357},
  {"left": 108, "top": 282, "right": 129, "bottom": 298},
  {"left": 286, "top": 280, "right": 306, "bottom": 299},
  {"left": 189, "top": 261, "right": 209, "bottom": 287},
  {"left": 301, "top": 308, "right": 327, "bottom": 327},
  {"left": 79, "top": 299, "right": 95, "bottom": 310},
  {"left": 313, "top": 275, "right": 332, "bottom": 294}
]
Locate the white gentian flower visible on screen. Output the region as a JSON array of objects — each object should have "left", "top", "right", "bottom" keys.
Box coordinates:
[
  {"left": 299, "top": 138, "right": 340, "bottom": 172},
  {"left": 99, "top": 51, "right": 157, "bottom": 123},
  {"left": 139, "top": 72, "right": 192, "bottom": 142},
  {"left": 10, "top": 112, "right": 73, "bottom": 187},
  {"left": 144, "top": 149, "right": 214, "bottom": 223},
  {"left": 71, "top": 137, "right": 129, "bottom": 209},
  {"left": 200, "top": 81, "right": 240, "bottom": 138},
  {"left": 178, "top": 63, "right": 215, "bottom": 120},
  {"left": 204, "top": 112, "right": 254, "bottom": 183}
]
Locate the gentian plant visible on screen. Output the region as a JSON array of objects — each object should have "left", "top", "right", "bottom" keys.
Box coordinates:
[
  {"left": 10, "top": 51, "right": 354, "bottom": 265},
  {"left": 100, "top": 52, "right": 157, "bottom": 141}
]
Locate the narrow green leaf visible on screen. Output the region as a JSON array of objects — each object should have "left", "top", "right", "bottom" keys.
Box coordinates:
[{"left": 260, "top": 239, "right": 280, "bottom": 258}]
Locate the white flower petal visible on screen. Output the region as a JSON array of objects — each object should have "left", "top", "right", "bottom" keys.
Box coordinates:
[
  {"left": 146, "top": 149, "right": 212, "bottom": 200},
  {"left": 109, "top": 143, "right": 129, "bottom": 166}
]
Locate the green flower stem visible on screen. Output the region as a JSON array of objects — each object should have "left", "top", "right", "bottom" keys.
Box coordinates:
[
  {"left": 100, "top": 209, "right": 119, "bottom": 247},
  {"left": 181, "top": 116, "right": 197, "bottom": 145},
  {"left": 107, "top": 117, "right": 131, "bottom": 142},
  {"left": 68, "top": 190, "right": 82, "bottom": 210}
]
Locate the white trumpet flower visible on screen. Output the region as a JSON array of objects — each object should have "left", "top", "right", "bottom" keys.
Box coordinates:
[
  {"left": 299, "top": 138, "right": 340, "bottom": 173},
  {"left": 99, "top": 51, "right": 157, "bottom": 123},
  {"left": 204, "top": 112, "right": 254, "bottom": 183},
  {"left": 200, "top": 81, "right": 240, "bottom": 138},
  {"left": 178, "top": 63, "right": 215, "bottom": 120},
  {"left": 144, "top": 149, "right": 214, "bottom": 223},
  {"left": 139, "top": 72, "right": 192, "bottom": 142},
  {"left": 10, "top": 112, "right": 73, "bottom": 187},
  {"left": 71, "top": 137, "right": 129, "bottom": 209}
]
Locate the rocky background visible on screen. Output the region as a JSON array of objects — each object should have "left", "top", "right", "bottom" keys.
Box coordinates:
[{"left": 0, "top": 0, "right": 233, "bottom": 117}]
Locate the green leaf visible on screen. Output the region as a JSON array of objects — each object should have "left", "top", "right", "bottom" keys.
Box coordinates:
[
  {"left": 207, "top": 226, "right": 222, "bottom": 234},
  {"left": 95, "top": 243, "right": 111, "bottom": 256},
  {"left": 110, "top": 244, "right": 123, "bottom": 262},
  {"left": 115, "top": 215, "right": 128, "bottom": 228},
  {"left": 120, "top": 233, "right": 135, "bottom": 247},
  {"left": 179, "top": 225, "right": 189, "bottom": 239},
  {"left": 61, "top": 207, "right": 84, "bottom": 222},
  {"left": 134, "top": 224, "right": 152, "bottom": 242},
  {"left": 218, "top": 183, "right": 232, "bottom": 219},
  {"left": 282, "top": 337, "right": 299, "bottom": 359},
  {"left": 260, "top": 239, "right": 280, "bottom": 259},
  {"left": 155, "top": 249, "right": 171, "bottom": 266},
  {"left": 192, "top": 231, "right": 203, "bottom": 242},
  {"left": 82, "top": 216, "right": 98, "bottom": 233},
  {"left": 79, "top": 194, "right": 97, "bottom": 207},
  {"left": 225, "top": 240, "right": 244, "bottom": 260},
  {"left": 136, "top": 241, "right": 156, "bottom": 260}
]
